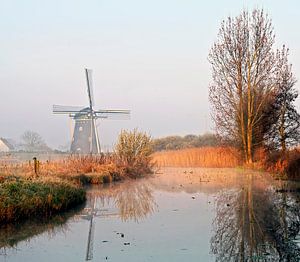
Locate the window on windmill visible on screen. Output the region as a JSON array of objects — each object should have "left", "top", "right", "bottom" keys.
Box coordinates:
[{"left": 79, "top": 126, "right": 83, "bottom": 132}]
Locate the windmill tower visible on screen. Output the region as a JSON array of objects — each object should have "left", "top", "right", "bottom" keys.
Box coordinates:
[{"left": 53, "top": 69, "right": 130, "bottom": 154}]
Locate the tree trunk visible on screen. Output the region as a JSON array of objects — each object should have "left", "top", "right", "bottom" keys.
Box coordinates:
[
  {"left": 247, "top": 59, "right": 253, "bottom": 164},
  {"left": 238, "top": 62, "right": 248, "bottom": 163}
]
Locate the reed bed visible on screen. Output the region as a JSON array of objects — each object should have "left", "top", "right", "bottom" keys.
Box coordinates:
[{"left": 151, "top": 147, "right": 241, "bottom": 168}]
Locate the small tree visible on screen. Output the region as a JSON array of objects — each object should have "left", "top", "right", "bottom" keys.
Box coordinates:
[
  {"left": 115, "top": 129, "right": 153, "bottom": 177},
  {"left": 20, "top": 130, "right": 50, "bottom": 152},
  {"left": 264, "top": 47, "right": 300, "bottom": 155}
]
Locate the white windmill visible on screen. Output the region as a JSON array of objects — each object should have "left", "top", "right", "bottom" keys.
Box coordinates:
[{"left": 53, "top": 69, "right": 130, "bottom": 154}]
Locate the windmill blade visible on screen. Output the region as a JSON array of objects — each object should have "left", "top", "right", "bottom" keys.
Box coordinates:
[
  {"left": 95, "top": 109, "right": 130, "bottom": 114},
  {"left": 85, "top": 68, "right": 95, "bottom": 109},
  {"left": 53, "top": 105, "right": 87, "bottom": 114},
  {"left": 94, "top": 109, "right": 131, "bottom": 120},
  {"left": 85, "top": 216, "right": 95, "bottom": 261}
]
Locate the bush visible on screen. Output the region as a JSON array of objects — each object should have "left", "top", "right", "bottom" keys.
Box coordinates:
[
  {"left": 115, "top": 129, "right": 154, "bottom": 177},
  {"left": 152, "top": 133, "right": 219, "bottom": 151},
  {"left": 264, "top": 149, "right": 300, "bottom": 180}
]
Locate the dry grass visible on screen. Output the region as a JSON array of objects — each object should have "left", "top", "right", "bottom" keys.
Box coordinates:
[
  {"left": 0, "top": 150, "right": 154, "bottom": 186},
  {"left": 0, "top": 155, "right": 122, "bottom": 185},
  {"left": 151, "top": 147, "right": 241, "bottom": 168}
]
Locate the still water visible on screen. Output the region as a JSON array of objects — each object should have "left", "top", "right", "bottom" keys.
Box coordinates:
[{"left": 1, "top": 168, "right": 300, "bottom": 262}]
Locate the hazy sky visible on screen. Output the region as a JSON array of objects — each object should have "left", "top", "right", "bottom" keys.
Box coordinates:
[{"left": 1, "top": 0, "right": 300, "bottom": 149}]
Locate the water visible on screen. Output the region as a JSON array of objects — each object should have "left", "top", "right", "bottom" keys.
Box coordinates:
[{"left": 1, "top": 168, "right": 300, "bottom": 262}]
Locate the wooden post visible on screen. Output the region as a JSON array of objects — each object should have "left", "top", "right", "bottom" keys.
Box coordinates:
[{"left": 33, "top": 157, "right": 39, "bottom": 176}]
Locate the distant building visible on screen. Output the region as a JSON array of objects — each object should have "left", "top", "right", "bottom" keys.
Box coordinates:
[{"left": 0, "top": 138, "right": 15, "bottom": 152}]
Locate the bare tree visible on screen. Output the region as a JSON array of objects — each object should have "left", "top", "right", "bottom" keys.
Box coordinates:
[
  {"left": 21, "top": 130, "right": 50, "bottom": 152},
  {"left": 209, "top": 9, "right": 279, "bottom": 164}
]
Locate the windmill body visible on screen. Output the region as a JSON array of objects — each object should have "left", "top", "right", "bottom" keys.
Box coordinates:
[{"left": 53, "top": 69, "right": 130, "bottom": 154}]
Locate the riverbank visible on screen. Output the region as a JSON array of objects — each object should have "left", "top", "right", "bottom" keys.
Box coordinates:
[{"left": 0, "top": 151, "right": 153, "bottom": 224}]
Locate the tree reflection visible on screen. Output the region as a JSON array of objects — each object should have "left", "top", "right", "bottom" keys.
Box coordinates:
[
  {"left": 211, "top": 173, "right": 300, "bottom": 261},
  {"left": 85, "top": 179, "right": 157, "bottom": 222},
  {"left": 116, "top": 181, "right": 156, "bottom": 222}
]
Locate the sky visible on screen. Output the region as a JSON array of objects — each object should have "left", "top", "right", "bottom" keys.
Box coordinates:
[{"left": 0, "top": 0, "right": 300, "bottom": 150}]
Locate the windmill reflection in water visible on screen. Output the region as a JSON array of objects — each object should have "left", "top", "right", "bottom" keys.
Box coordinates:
[{"left": 76, "top": 180, "right": 157, "bottom": 261}]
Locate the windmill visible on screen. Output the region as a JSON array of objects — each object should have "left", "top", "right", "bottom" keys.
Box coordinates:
[{"left": 53, "top": 69, "right": 130, "bottom": 154}]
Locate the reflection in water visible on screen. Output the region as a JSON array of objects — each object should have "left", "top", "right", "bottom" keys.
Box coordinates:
[
  {"left": 77, "top": 179, "right": 157, "bottom": 260},
  {"left": 115, "top": 181, "right": 157, "bottom": 222},
  {"left": 85, "top": 179, "right": 157, "bottom": 222},
  {"left": 211, "top": 173, "right": 300, "bottom": 261},
  {"left": 0, "top": 179, "right": 156, "bottom": 261},
  {"left": 0, "top": 205, "right": 83, "bottom": 254},
  {"left": 3, "top": 169, "right": 300, "bottom": 262}
]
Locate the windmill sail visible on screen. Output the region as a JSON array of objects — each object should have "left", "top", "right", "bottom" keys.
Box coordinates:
[
  {"left": 95, "top": 109, "right": 131, "bottom": 120},
  {"left": 85, "top": 69, "right": 94, "bottom": 109},
  {"left": 53, "top": 105, "right": 86, "bottom": 114}
]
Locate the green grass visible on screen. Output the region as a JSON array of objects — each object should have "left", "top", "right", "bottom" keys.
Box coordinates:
[{"left": 0, "top": 178, "right": 86, "bottom": 224}]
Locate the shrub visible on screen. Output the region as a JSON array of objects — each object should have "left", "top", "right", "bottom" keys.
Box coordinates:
[
  {"left": 115, "top": 129, "right": 154, "bottom": 177},
  {"left": 265, "top": 149, "right": 300, "bottom": 180}
]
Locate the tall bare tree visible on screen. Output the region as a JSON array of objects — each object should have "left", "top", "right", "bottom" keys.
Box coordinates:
[{"left": 209, "top": 9, "right": 279, "bottom": 164}]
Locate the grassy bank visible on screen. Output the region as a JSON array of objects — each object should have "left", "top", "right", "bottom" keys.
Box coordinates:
[{"left": 0, "top": 177, "right": 85, "bottom": 224}]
